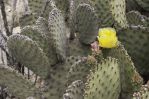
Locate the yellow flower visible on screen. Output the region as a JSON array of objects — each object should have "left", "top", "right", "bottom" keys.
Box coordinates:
[{"left": 97, "top": 28, "right": 118, "bottom": 48}]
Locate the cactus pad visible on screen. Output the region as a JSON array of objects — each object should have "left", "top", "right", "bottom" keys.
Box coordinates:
[
  {"left": 118, "top": 26, "right": 149, "bottom": 75},
  {"left": 48, "top": 8, "right": 68, "bottom": 61},
  {"left": 84, "top": 57, "right": 121, "bottom": 99},
  {"left": 67, "top": 56, "right": 97, "bottom": 85},
  {"left": 89, "top": 0, "right": 128, "bottom": 28},
  {"left": 73, "top": 3, "right": 98, "bottom": 44},
  {"left": 21, "top": 18, "right": 57, "bottom": 65},
  {"left": 7, "top": 34, "right": 50, "bottom": 78},
  {"left": 103, "top": 44, "right": 143, "bottom": 96}
]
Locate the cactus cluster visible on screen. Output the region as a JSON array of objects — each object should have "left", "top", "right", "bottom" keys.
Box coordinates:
[{"left": 0, "top": 0, "right": 149, "bottom": 99}]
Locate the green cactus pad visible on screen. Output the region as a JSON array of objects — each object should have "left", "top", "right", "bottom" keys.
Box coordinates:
[
  {"left": 89, "top": 0, "right": 128, "bottom": 28},
  {"left": 103, "top": 44, "right": 143, "bottom": 96},
  {"left": 67, "top": 56, "right": 97, "bottom": 85},
  {"left": 111, "top": 0, "right": 128, "bottom": 29},
  {"left": 69, "top": 0, "right": 90, "bottom": 34},
  {"left": 84, "top": 57, "right": 121, "bottom": 99},
  {"left": 48, "top": 8, "right": 68, "bottom": 61},
  {"left": 0, "top": 66, "right": 40, "bottom": 99},
  {"left": 70, "top": 0, "right": 89, "bottom": 11},
  {"left": 135, "top": 0, "right": 149, "bottom": 11},
  {"left": 118, "top": 26, "right": 149, "bottom": 75},
  {"left": 19, "top": 13, "right": 37, "bottom": 28},
  {"left": 73, "top": 3, "right": 98, "bottom": 44},
  {"left": 21, "top": 26, "right": 49, "bottom": 52},
  {"left": 69, "top": 0, "right": 90, "bottom": 17},
  {"left": 7, "top": 34, "right": 50, "bottom": 78},
  {"left": 126, "top": 11, "right": 149, "bottom": 26},
  {"left": 28, "top": 0, "right": 46, "bottom": 16},
  {"left": 21, "top": 18, "right": 57, "bottom": 65},
  {"left": 63, "top": 80, "right": 85, "bottom": 99}
]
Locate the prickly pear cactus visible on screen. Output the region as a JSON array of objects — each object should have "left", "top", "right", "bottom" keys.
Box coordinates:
[
  {"left": 70, "top": 0, "right": 89, "bottom": 14},
  {"left": 21, "top": 17, "right": 57, "bottom": 65},
  {"left": 7, "top": 34, "right": 51, "bottom": 78},
  {"left": 71, "top": 3, "right": 98, "bottom": 44},
  {"left": 89, "top": 0, "right": 128, "bottom": 28},
  {"left": 3, "top": 0, "right": 149, "bottom": 99},
  {"left": 102, "top": 44, "right": 143, "bottom": 98},
  {"left": 118, "top": 26, "right": 149, "bottom": 75},
  {"left": 67, "top": 56, "right": 97, "bottom": 85},
  {"left": 103, "top": 44, "right": 143, "bottom": 97},
  {"left": 48, "top": 8, "right": 68, "bottom": 61},
  {"left": 84, "top": 57, "right": 121, "bottom": 99}
]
